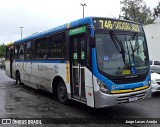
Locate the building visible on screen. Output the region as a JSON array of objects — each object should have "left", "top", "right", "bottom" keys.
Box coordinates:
[{"left": 143, "top": 17, "right": 160, "bottom": 61}]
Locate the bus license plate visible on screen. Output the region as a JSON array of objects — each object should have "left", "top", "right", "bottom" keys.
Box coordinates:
[{"left": 129, "top": 97, "right": 138, "bottom": 102}]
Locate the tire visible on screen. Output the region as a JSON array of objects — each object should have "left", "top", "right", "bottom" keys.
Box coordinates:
[
  {"left": 57, "top": 81, "right": 69, "bottom": 104},
  {"left": 16, "top": 72, "right": 21, "bottom": 85}
]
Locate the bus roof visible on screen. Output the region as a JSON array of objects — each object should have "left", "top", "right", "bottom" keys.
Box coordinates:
[{"left": 14, "top": 17, "right": 93, "bottom": 44}]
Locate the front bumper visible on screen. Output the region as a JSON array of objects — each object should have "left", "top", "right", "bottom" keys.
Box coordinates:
[{"left": 94, "top": 86, "right": 151, "bottom": 108}]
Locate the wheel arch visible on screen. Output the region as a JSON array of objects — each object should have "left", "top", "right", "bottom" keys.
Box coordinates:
[{"left": 52, "top": 76, "right": 66, "bottom": 97}]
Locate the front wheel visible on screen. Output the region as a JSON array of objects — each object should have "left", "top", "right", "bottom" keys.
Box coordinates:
[
  {"left": 16, "top": 72, "right": 21, "bottom": 85},
  {"left": 57, "top": 81, "right": 69, "bottom": 104}
]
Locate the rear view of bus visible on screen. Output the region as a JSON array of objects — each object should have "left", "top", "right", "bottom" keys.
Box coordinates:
[{"left": 92, "top": 18, "right": 151, "bottom": 108}]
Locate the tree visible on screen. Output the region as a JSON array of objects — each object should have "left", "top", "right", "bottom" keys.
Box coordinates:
[
  {"left": 0, "top": 44, "right": 6, "bottom": 58},
  {"left": 154, "top": 2, "right": 160, "bottom": 18},
  {"left": 120, "top": 0, "right": 154, "bottom": 25}
]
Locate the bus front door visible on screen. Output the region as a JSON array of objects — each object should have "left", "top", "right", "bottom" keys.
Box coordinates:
[{"left": 70, "top": 35, "right": 86, "bottom": 101}]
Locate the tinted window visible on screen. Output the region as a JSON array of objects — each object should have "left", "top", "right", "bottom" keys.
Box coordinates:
[
  {"left": 15, "top": 45, "right": 19, "bottom": 59},
  {"left": 26, "top": 41, "right": 33, "bottom": 59},
  {"left": 48, "top": 33, "right": 65, "bottom": 59},
  {"left": 154, "top": 61, "right": 160, "bottom": 65},
  {"left": 18, "top": 44, "right": 25, "bottom": 59},
  {"left": 35, "top": 37, "right": 48, "bottom": 59}
]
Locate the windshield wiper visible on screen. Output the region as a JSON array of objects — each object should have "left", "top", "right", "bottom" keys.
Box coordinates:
[
  {"left": 109, "top": 31, "right": 125, "bottom": 54},
  {"left": 109, "top": 31, "right": 125, "bottom": 63},
  {"left": 129, "top": 33, "right": 139, "bottom": 53}
]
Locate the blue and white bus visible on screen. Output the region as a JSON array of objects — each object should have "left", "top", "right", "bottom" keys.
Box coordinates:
[{"left": 6, "top": 17, "right": 151, "bottom": 108}]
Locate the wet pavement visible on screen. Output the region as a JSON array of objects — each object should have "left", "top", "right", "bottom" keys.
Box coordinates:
[{"left": 0, "top": 69, "right": 160, "bottom": 127}]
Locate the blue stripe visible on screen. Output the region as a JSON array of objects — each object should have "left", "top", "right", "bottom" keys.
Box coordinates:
[{"left": 14, "top": 59, "right": 66, "bottom": 63}]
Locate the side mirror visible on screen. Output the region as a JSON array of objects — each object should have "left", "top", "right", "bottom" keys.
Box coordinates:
[{"left": 89, "top": 36, "right": 95, "bottom": 48}]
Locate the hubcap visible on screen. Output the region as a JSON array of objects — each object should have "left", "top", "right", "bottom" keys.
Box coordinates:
[{"left": 58, "top": 84, "right": 66, "bottom": 101}]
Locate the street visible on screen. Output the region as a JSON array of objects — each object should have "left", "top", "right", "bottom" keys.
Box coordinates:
[{"left": 0, "top": 69, "right": 160, "bottom": 127}]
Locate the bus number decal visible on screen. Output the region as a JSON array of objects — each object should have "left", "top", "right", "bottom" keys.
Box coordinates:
[
  {"left": 99, "top": 20, "right": 113, "bottom": 29},
  {"left": 96, "top": 19, "right": 140, "bottom": 32}
]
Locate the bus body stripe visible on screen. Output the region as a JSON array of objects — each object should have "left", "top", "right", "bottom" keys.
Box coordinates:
[{"left": 14, "top": 60, "right": 67, "bottom": 63}]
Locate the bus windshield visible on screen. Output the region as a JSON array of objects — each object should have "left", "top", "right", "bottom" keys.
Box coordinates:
[{"left": 96, "top": 32, "right": 149, "bottom": 76}]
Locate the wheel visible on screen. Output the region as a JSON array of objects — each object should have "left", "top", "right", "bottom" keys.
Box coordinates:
[
  {"left": 57, "top": 81, "right": 69, "bottom": 104},
  {"left": 16, "top": 72, "right": 21, "bottom": 85}
]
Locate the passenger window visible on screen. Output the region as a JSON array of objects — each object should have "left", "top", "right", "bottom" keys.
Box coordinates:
[
  {"left": 26, "top": 41, "right": 32, "bottom": 59},
  {"left": 19, "top": 44, "right": 25, "bottom": 59},
  {"left": 48, "top": 33, "right": 65, "bottom": 59},
  {"left": 15, "top": 45, "right": 19, "bottom": 59},
  {"left": 35, "top": 37, "right": 48, "bottom": 59}
]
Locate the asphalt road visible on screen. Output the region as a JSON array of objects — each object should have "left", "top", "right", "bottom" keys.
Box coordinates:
[{"left": 0, "top": 69, "right": 160, "bottom": 127}]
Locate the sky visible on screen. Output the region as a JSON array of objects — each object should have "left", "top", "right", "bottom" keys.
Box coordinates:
[{"left": 0, "top": 0, "right": 159, "bottom": 45}]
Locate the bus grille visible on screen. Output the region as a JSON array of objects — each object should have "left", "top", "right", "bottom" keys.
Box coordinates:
[
  {"left": 111, "top": 76, "right": 146, "bottom": 84},
  {"left": 116, "top": 92, "right": 146, "bottom": 104}
]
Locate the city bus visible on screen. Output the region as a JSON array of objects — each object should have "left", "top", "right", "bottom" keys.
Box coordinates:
[{"left": 6, "top": 17, "right": 151, "bottom": 108}]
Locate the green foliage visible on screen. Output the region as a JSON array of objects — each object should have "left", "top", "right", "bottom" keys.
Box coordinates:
[
  {"left": 0, "top": 44, "right": 6, "bottom": 58},
  {"left": 154, "top": 2, "right": 160, "bottom": 18},
  {"left": 120, "top": 0, "right": 154, "bottom": 25}
]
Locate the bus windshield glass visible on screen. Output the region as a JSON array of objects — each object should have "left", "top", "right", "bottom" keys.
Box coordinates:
[{"left": 96, "top": 32, "right": 149, "bottom": 76}]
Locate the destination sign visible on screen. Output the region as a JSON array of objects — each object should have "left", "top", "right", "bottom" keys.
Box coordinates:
[
  {"left": 93, "top": 19, "right": 143, "bottom": 32},
  {"left": 69, "top": 26, "right": 86, "bottom": 36}
]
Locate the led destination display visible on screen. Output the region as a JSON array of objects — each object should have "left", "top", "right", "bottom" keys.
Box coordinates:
[{"left": 93, "top": 19, "right": 143, "bottom": 32}]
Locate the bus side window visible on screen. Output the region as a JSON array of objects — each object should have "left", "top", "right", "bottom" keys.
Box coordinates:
[
  {"left": 26, "top": 41, "right": 32, "bottom": 59},
  {"left": 15, "top": 45, "right": 19, "bottom": 59},
  {"left": 19, "top": 44, "right": 25, "bottom": 60},
  {"left": 35, "top": 37, "right": 48, "bottom": 59},
  {"left": 48, "top": 33, "right": 65, "bottom": 59}
]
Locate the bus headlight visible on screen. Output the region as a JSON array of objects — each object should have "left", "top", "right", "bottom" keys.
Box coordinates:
[{"left": 97, "top": 79, "right": 110, "bottom": 94}]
